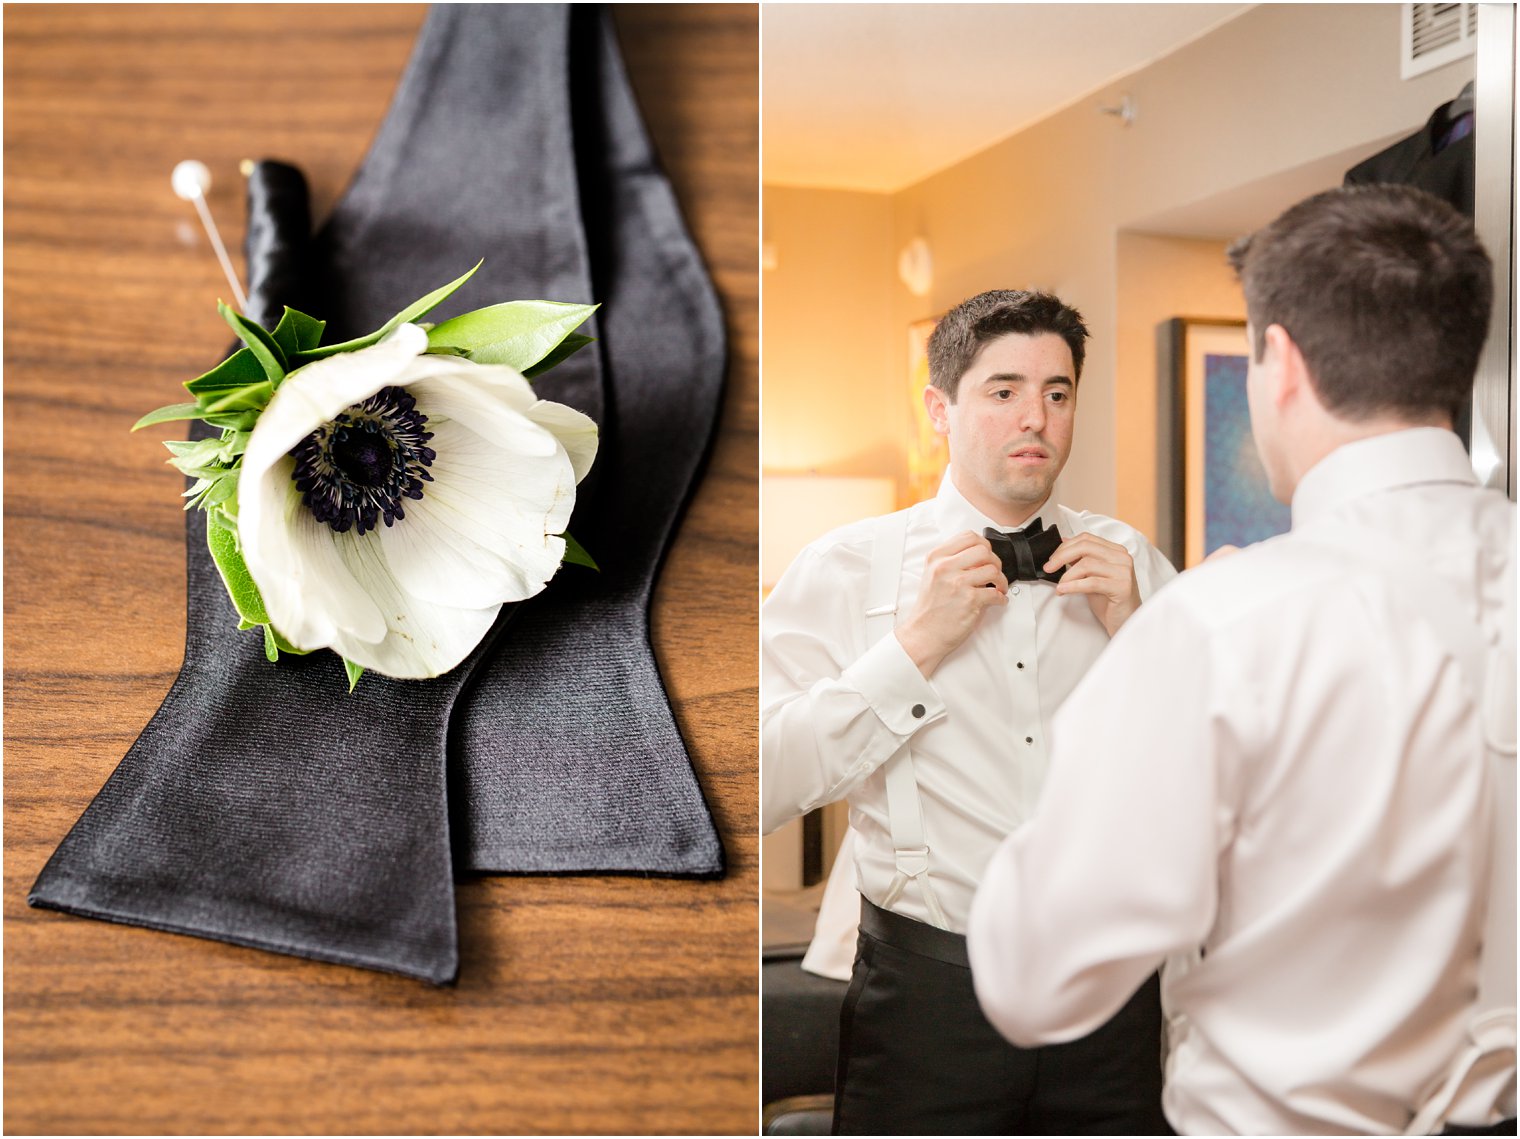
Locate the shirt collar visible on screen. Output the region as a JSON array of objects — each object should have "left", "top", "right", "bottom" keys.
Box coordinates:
[
  {"left": 931, "top": 466, "right": 1054, "bottom": 535},
  {"left": 1291, "top": 427, "right": 1477, "bottom": 529}
]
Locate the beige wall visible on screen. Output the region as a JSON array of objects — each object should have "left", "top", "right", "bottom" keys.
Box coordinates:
[
  {"left": 766, "top": 3, "right": 1475, "bottom": 534},
  {"left": 1114, "top": 234, "right": 1244, "bottom": 543},
  {"left": 761, "top": 186, "right": 901, "bottom": 488}
]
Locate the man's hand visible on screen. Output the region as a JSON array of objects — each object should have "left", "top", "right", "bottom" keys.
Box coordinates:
[
  {"left": 895, "top": 531, "right": 1007, "bottom": 677},
  {"left": 1046, "top": 533, "right": 1141, "bottom": 637}
]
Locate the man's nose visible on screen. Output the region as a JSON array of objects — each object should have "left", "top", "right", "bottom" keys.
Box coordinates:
[{"left": 1018, "top": 394, "right": 1046, "bottom": 434}]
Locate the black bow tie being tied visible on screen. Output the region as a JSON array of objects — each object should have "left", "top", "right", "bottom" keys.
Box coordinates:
[{"left": 985, "top": 519, "right": 1066, "bottom": 584}]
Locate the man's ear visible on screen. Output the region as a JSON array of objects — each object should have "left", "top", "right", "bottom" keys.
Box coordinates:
[
  {"left": 923, "top": 384, "right": 951, "bottom": 436},
  {"left": 1261, "top": 323, "right": 1309, "bottom": 412}
]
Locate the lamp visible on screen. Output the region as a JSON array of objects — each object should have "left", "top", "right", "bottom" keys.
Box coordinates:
[{"left": 897, "top": 236, "right": 933, "bottom": 297}]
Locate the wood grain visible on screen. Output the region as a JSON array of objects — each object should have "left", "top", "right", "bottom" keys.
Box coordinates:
[{"left": 3, "top": 5, "right": 759, "bottom": 1134}]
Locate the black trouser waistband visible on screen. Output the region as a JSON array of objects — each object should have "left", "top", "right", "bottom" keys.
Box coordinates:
[{"left": 860, "top": 897, "right": 969, "bottom": 969}]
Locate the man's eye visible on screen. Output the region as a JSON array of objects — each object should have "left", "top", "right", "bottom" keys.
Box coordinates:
[
  {"left": 1048, "top": 391, "right": 1067, "bottom": 404},
  {"left": 993, "top": 389, "right": 1013, "bottom": 400}
]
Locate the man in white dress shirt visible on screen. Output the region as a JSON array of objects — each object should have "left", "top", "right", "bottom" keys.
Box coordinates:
[
  {"left": 763, "top": 290, "right": 1177, "bottom": 1133},
  {"left": 968, "top": 185, "right": 1515, "bottom": 1135}
]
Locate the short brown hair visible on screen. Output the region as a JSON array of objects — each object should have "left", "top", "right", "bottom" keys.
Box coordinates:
[
  {"left": 1227, "top": 185, "right": 1492, "bottom": 421},
  {"left": 927, "top": 290, "right": 1088, "bottom": 400}
]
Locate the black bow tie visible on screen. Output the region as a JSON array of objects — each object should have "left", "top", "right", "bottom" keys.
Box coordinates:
[{"left": 985, "top": 519, "right": 1066, "bottom": 584}]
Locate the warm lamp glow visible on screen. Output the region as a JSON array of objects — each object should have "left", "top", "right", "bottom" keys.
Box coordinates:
[
  {"left": 897, "top": 237, "right": 933, "bottom": 297},
  {"left": 762, "top": 475, "right": 898, "bottom": 587}
]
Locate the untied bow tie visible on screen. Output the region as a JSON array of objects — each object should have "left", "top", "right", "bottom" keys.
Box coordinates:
[{"left": 985, "top": 518, "right": 1066, "bottom": 584}]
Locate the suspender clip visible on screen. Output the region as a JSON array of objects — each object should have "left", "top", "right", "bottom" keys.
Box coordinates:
[{"left": 893, "top": 845, "right": 931, "bottom": 878}]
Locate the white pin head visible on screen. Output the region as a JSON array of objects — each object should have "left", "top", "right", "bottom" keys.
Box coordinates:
[
  {"left": 171, "top": 159, "right": 212, "bottom": 201},
  {"left": 171, "top": 159, "right": 248, "bottom": 310}
]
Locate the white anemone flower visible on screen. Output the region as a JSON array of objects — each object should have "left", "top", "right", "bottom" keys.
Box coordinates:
[{"left": 237, "top": 322, "right": 597, "bottom": 679}]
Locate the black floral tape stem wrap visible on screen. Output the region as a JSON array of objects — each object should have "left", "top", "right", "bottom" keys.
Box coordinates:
[{"left": 29, "top": 3, "right": 726, "bottom": 984}]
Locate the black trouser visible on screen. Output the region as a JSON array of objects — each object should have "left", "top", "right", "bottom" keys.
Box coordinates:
[
  {"left": 1442, "top": 1122, "right": 1518, "bottom": 1135},
  {"left": 834, "top": 899, "right": 1170, "bottom": 1135}
]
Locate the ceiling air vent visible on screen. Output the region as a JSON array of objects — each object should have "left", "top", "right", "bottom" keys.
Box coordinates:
[{"left": 1402, "top": 3, "right": 1478, "bottom": 79}]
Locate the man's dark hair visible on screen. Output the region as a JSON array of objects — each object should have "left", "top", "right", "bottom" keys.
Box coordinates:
[
  {"left": 1226, "top": 184, "right": 1492, "bottom": 422},
  {"left": 927, "top": 290, "right": 1089, "bottom": 400}
]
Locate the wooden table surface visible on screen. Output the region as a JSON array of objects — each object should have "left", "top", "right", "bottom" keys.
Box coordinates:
[{"left": 3, "top": 5, "right": 758, "bottom": 1134}]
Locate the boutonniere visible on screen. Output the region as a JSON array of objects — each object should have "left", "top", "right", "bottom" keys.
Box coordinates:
[{"left": 135, "top": 262, "right": 599, "bottom": 688}]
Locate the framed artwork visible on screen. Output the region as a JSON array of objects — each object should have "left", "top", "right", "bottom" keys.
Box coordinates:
[
  {"left": 1156, "top": 318, "right": 1290, "bottom": 568},
  {"left": 906, "top": 316, "right": 948, "bottom": 504}
]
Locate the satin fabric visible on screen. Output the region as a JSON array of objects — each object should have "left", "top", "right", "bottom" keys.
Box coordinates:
[
  {"left": 308, "top": 3, "right": 725, "bottom": 875},
  {"left": 31, "top": 3, "right": 725, "bottom": 982},
  {"left": 984, "top": 520, "right": 1066, "bottom": 584}
]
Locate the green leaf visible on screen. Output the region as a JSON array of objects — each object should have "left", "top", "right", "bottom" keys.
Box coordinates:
[
  {"left": 169, "top": 458, "right": 229, "bottom": 480},
  {"left": 219, "top": 301, "right": 287, "bottom": 383},
  {"left": 185, "top": 347, "right": 266, "bottom": 396},
  {"left": 182, "top": 477, "right": 214, "bottom": 506},
  {"left": 204, "top": 410, "right": 259, "bottom": 431},
  {"left": 201, "top": 469, "right": 239, "bottom": 509},
  {"left": 379, "top": 259, "right": 484, "bottom": 332},
  {"left": 209, "top": 493, "right": 239, "bottom": 525},
  {"left": 523, "top": 332, "right": 594, "bottom": 380},
  {"left": 207, "top": 513, "right": 268, "bottom": 627},
  {"left": 208, "top": 518, "right": 312, "bottom": 663},
  {"left": 183, "top": 471, "right": 237, "bottom": 513},
  {"left": 133, "top": 402, "right": 207, "bottom": 432},
  {"left": 163, "top": 438, "right": 210, "bottom": 456},
  {"left": 294, "top": 261, "right": 483, "bottom": 362},
  {"left": 426, "top": 300, "right": 598, "bottom": 372},
  {"left": 163, "top": 437, "right": 226, "bottom": 467},
  {"left": 560, "top": 532, "right": 599, "bottom": 571},
  {"left": 268, "top": 626, "right": 310, "bottom": 657},
  {"left": 201, "top": 380, "right": 274, "bottom": 414},
  {"left": 271, "top": 307, "right": 326, "bottom": 356},
  {"left": 183, "top": 468, "right": 238, "bottom": 513},
  {"left": 343, "top": 658, "right": 365, "bottom": 693}
]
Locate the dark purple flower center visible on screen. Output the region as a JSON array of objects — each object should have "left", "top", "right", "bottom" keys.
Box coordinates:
[
  {"left": 289, "top": 386, "right": 436, "bottom": 535},
  {"left": 331, "top": 429, "right": 394, "bottom": 488}
]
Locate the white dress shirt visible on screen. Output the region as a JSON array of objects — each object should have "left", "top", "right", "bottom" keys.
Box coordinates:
[
  {"left": 762, "top": 470, "right": 1176, "bottom": 932},
  {"left": 967, "top": 428, "right": 1515, "bottom": 1135}
]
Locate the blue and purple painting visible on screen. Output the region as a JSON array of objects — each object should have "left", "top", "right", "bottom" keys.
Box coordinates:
[{"left": 1203, "top": 353, "right": 1291, "bottom": 554}]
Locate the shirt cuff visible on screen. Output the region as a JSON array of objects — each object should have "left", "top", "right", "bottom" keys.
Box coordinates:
[{"left": 843, "top": 631, "right": 947, "bottom": 736}]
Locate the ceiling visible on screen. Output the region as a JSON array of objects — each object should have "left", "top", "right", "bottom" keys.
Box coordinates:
[
  {"left": 763, "top": 3, "right": 1253, "bottom": 193},
  {"left": 1124, "top": 136, "right": 1407, "bottom": 240}
]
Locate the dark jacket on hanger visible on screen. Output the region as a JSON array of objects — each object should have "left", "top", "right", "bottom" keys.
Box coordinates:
[{"left": 1344, "top": 94, "right": 1475, "bottom": 217}]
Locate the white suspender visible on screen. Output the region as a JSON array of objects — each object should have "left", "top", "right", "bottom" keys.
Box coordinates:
[{"left": 864, "top": 510, "right": 950, "bottom": 931}]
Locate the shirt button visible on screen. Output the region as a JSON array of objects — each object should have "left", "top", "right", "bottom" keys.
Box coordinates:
[
  {"left": 1016, "top": 661, "right": 1024, "bottom": 670},
  {"left": 911, "top": 704, "right": 926, "bottom": 719},
  {"left": 1025, "top": 736, "right": 1033, "bottom": 744},
  {"left": 1010, "top": 585, "right": 1020, "bottom": 596}
]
